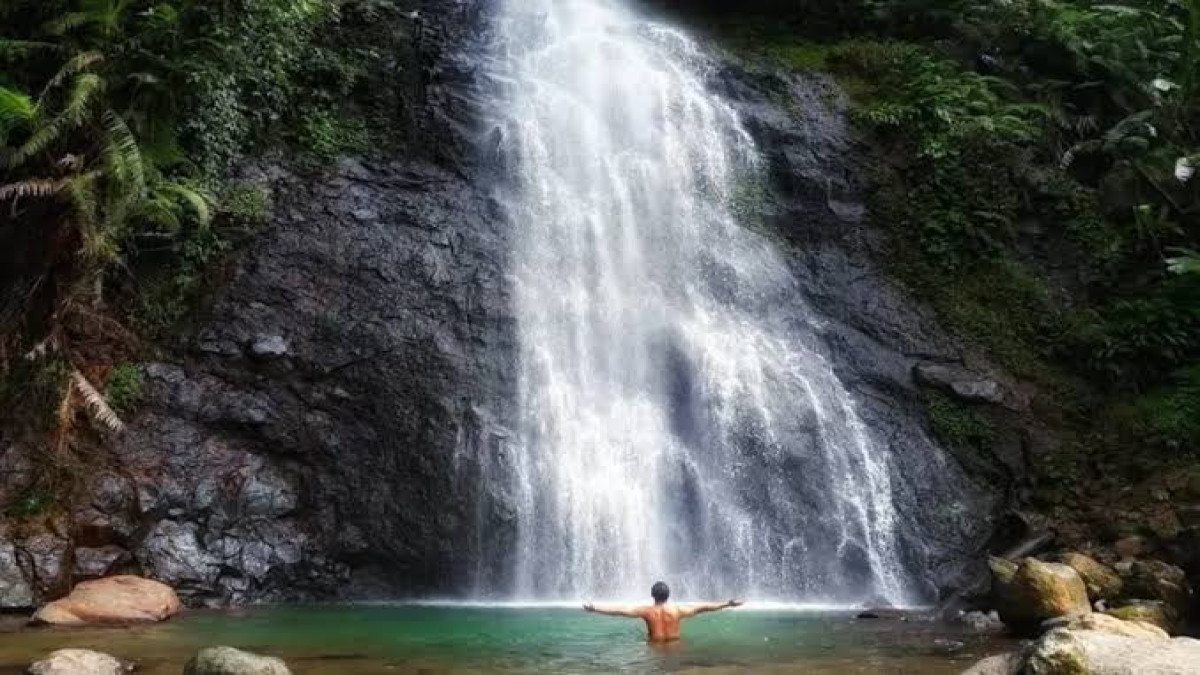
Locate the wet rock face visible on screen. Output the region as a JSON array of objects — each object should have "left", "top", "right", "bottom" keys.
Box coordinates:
[
  {"left": 713, "top": 64, "right": 1007, "bottom": 597},
  {"left": 108, "top": 153, "right": 516, "bottom": 602}
]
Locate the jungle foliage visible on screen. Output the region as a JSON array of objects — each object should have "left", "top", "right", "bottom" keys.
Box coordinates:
[
  {"left": 0, "top": 0, "right": 412, "bottom": 455},
  {"left": 708, "top": 0, "right": 1200, "bottom": 455}
]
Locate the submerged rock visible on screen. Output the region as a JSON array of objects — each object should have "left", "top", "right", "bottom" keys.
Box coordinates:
[
  {"left": 959, "top": 609, "right": 1005, "bottom": 632},
  {"left": 990, "top": 557, "right": 1090, "bottom": 633},
  {"left": 33, "top": 575, "right": 181, "bottom": 625},
  {"left": 26, "top": 649, "right": 134, "bottom": 675},
  {"left": 184, "top": 647, "right": 291, "bottom": 675},
  {"left": 962, "top": 652, "right": 1022, "bottom": 675}
]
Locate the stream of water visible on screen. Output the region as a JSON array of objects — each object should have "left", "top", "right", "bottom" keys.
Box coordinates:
[{"left": 488, "top": 0, "right": 914, "bottom": 604}]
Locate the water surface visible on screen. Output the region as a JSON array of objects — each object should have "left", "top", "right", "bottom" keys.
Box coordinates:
[{"left": 0, "top": 605, "right": 1009, "bottom": 674}]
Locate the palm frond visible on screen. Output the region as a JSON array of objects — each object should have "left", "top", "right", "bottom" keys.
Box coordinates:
[{"left": 70, "top": 368, "right": 125, "bottom": 434}]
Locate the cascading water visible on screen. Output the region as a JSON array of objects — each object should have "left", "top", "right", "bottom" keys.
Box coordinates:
[{"left": 485, "top": 0, "right": 916, "bottom": 605}]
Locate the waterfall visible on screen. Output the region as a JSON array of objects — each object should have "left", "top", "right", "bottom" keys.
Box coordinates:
[{"left": 485, "top": 0, "right": 915, "bottom": 605}]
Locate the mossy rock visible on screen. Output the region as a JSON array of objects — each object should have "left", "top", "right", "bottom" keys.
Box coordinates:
[
  {"left": 1106, "top": 600, "right": 1179, "bottom": 634},
  {"left": 1050, "top": 552, "right": 1122, "bottom": 601},
  {"left": 991, "top": 557, "right": 1090, "bottom": 635}
]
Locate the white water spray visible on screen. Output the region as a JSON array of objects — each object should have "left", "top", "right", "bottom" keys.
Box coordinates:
[{"left": 487, "top": 0, "right": 913, "bottom": 605}]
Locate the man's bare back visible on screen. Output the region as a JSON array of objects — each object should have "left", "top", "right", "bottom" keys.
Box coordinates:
[{"left": 583, "top": 581, "right": 743, "bottom": 643}]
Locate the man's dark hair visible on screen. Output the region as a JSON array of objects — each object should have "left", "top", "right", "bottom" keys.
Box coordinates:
[{"left": 651, "top": 581, "right": 670, "bottom": 603}]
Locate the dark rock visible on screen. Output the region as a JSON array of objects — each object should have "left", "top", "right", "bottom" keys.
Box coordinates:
[
  {"left": 0, "top": 534, "right": 34, "bottom": 609},
  {"left": 1124, "top": 560, "right": 1193, "bottom": 617},
  {"left": 73, "top": 546, "right": 128, "bottom": 579},
  {"left": 914, "top": 363, "right": 1006, "bottom": 405},
  {"left": 16, "top": 531, "right": 71, "bottom": 599}
]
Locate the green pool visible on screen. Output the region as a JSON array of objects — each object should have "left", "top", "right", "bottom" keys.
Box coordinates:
[{"left": 0, "top": 604, "right": 1010, "bottom": 674}]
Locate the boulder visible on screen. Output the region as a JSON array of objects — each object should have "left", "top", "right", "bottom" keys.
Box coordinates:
[
  {"left": 1042, "top": 611, "right": 1167, "bottom": 640},
  {"left": 26, "top": 649, "right": 134, "bottom": 675},
  {"left": 1106, "top": 600, "right": 1179, "bottom": 634},
  {"left": 961, "top": 652, "right": 1021, "bottom": 675},
  {"left": 1124, "top": 560, "right": 1193, "bottom": 616},
  {"left": 959, "top": 609, "right": 1005, "bottom": 632},
  {"left": 1026, "top": 628, "right": 1200, "bottom": 675},
  {"left": 1114, "top": 536, "right": 1150, "bottom": 560},
  {"left": 990, "top": 557, "right": 1090, "bottom": 633},
  {"left": 1051, "top": 552, "right": 1123, "bottom": 601},
  {"left": 32, "top": 575, "right": 181, "bottom": 625},
  {"left": 184, "top": 647, "right": 291, "bottom": 675}
]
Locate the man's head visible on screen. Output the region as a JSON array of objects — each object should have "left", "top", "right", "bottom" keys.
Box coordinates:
[{"left": 651, "top": 581, "right": 670, "bottom": 604}]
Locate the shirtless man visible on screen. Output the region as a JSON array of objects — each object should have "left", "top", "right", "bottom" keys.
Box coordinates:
[{"left": 582, "top": 581, "right": 743, "bottom": 642}]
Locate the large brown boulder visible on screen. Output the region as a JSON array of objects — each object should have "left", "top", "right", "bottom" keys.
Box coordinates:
[
  {"left": 32, "top": 575, "right": 181, "bottom": 626},
  {"left": 991, "top": 557, "right": 1091, "bottom": 634},
  {"left": 1051, "top": 552, "right": 1123, "bottom": 601}
]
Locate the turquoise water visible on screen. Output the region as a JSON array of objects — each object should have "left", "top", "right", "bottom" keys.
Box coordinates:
[{"left": 0, "top": 605, "right": 1009, "bottom": 674}]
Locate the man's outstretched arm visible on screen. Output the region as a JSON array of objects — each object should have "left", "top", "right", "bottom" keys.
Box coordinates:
[
  {"left": 582, "top": 603, "right": 645, "bottom": 618},
  {"left": 680, "top": 599, "right": 744, "bottom": 618}
]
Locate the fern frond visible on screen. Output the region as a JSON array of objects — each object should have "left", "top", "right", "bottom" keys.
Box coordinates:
[
  {"left": 8, "top": 116, "right": 68, "bottom": 168},
  {"left": 0, "top": 40, "right": 60, "bottom": 58},
  {"left": 71, "top": 368, "right": 126, "bottom": 434},
  {"left": 137, "top": 194, "right": 183, "bottom": 231},
  {"left": 62, "top": 172, "right": 100, "bottom": 223},
  {"left": 0, "top": 179, "right": 63, "bottom": 202},
  {"left": 100, "top": 109, "right": 145, "bottom": 198},
  {"left": 60, "top": 73, "right": 105, "bottom": 128},
  {"left": 43, "top": 51, "right": 105, "bottom": 98},
  {"left": 46, "top": 12, "right": 97, "bottom": 36},
  {"left": 160, "top": 183, "right": 212, "bottom": 225},
  {"left": 0, "top": 86, "right": 35, "bottom": 127}
]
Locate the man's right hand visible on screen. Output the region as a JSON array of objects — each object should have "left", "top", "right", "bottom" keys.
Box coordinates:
[
  {"left": 727, "top": 599, "right": 744, "bottom": 608},
  {"left": 583, "top": 602, "right": 596, "bottom": 612}
]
